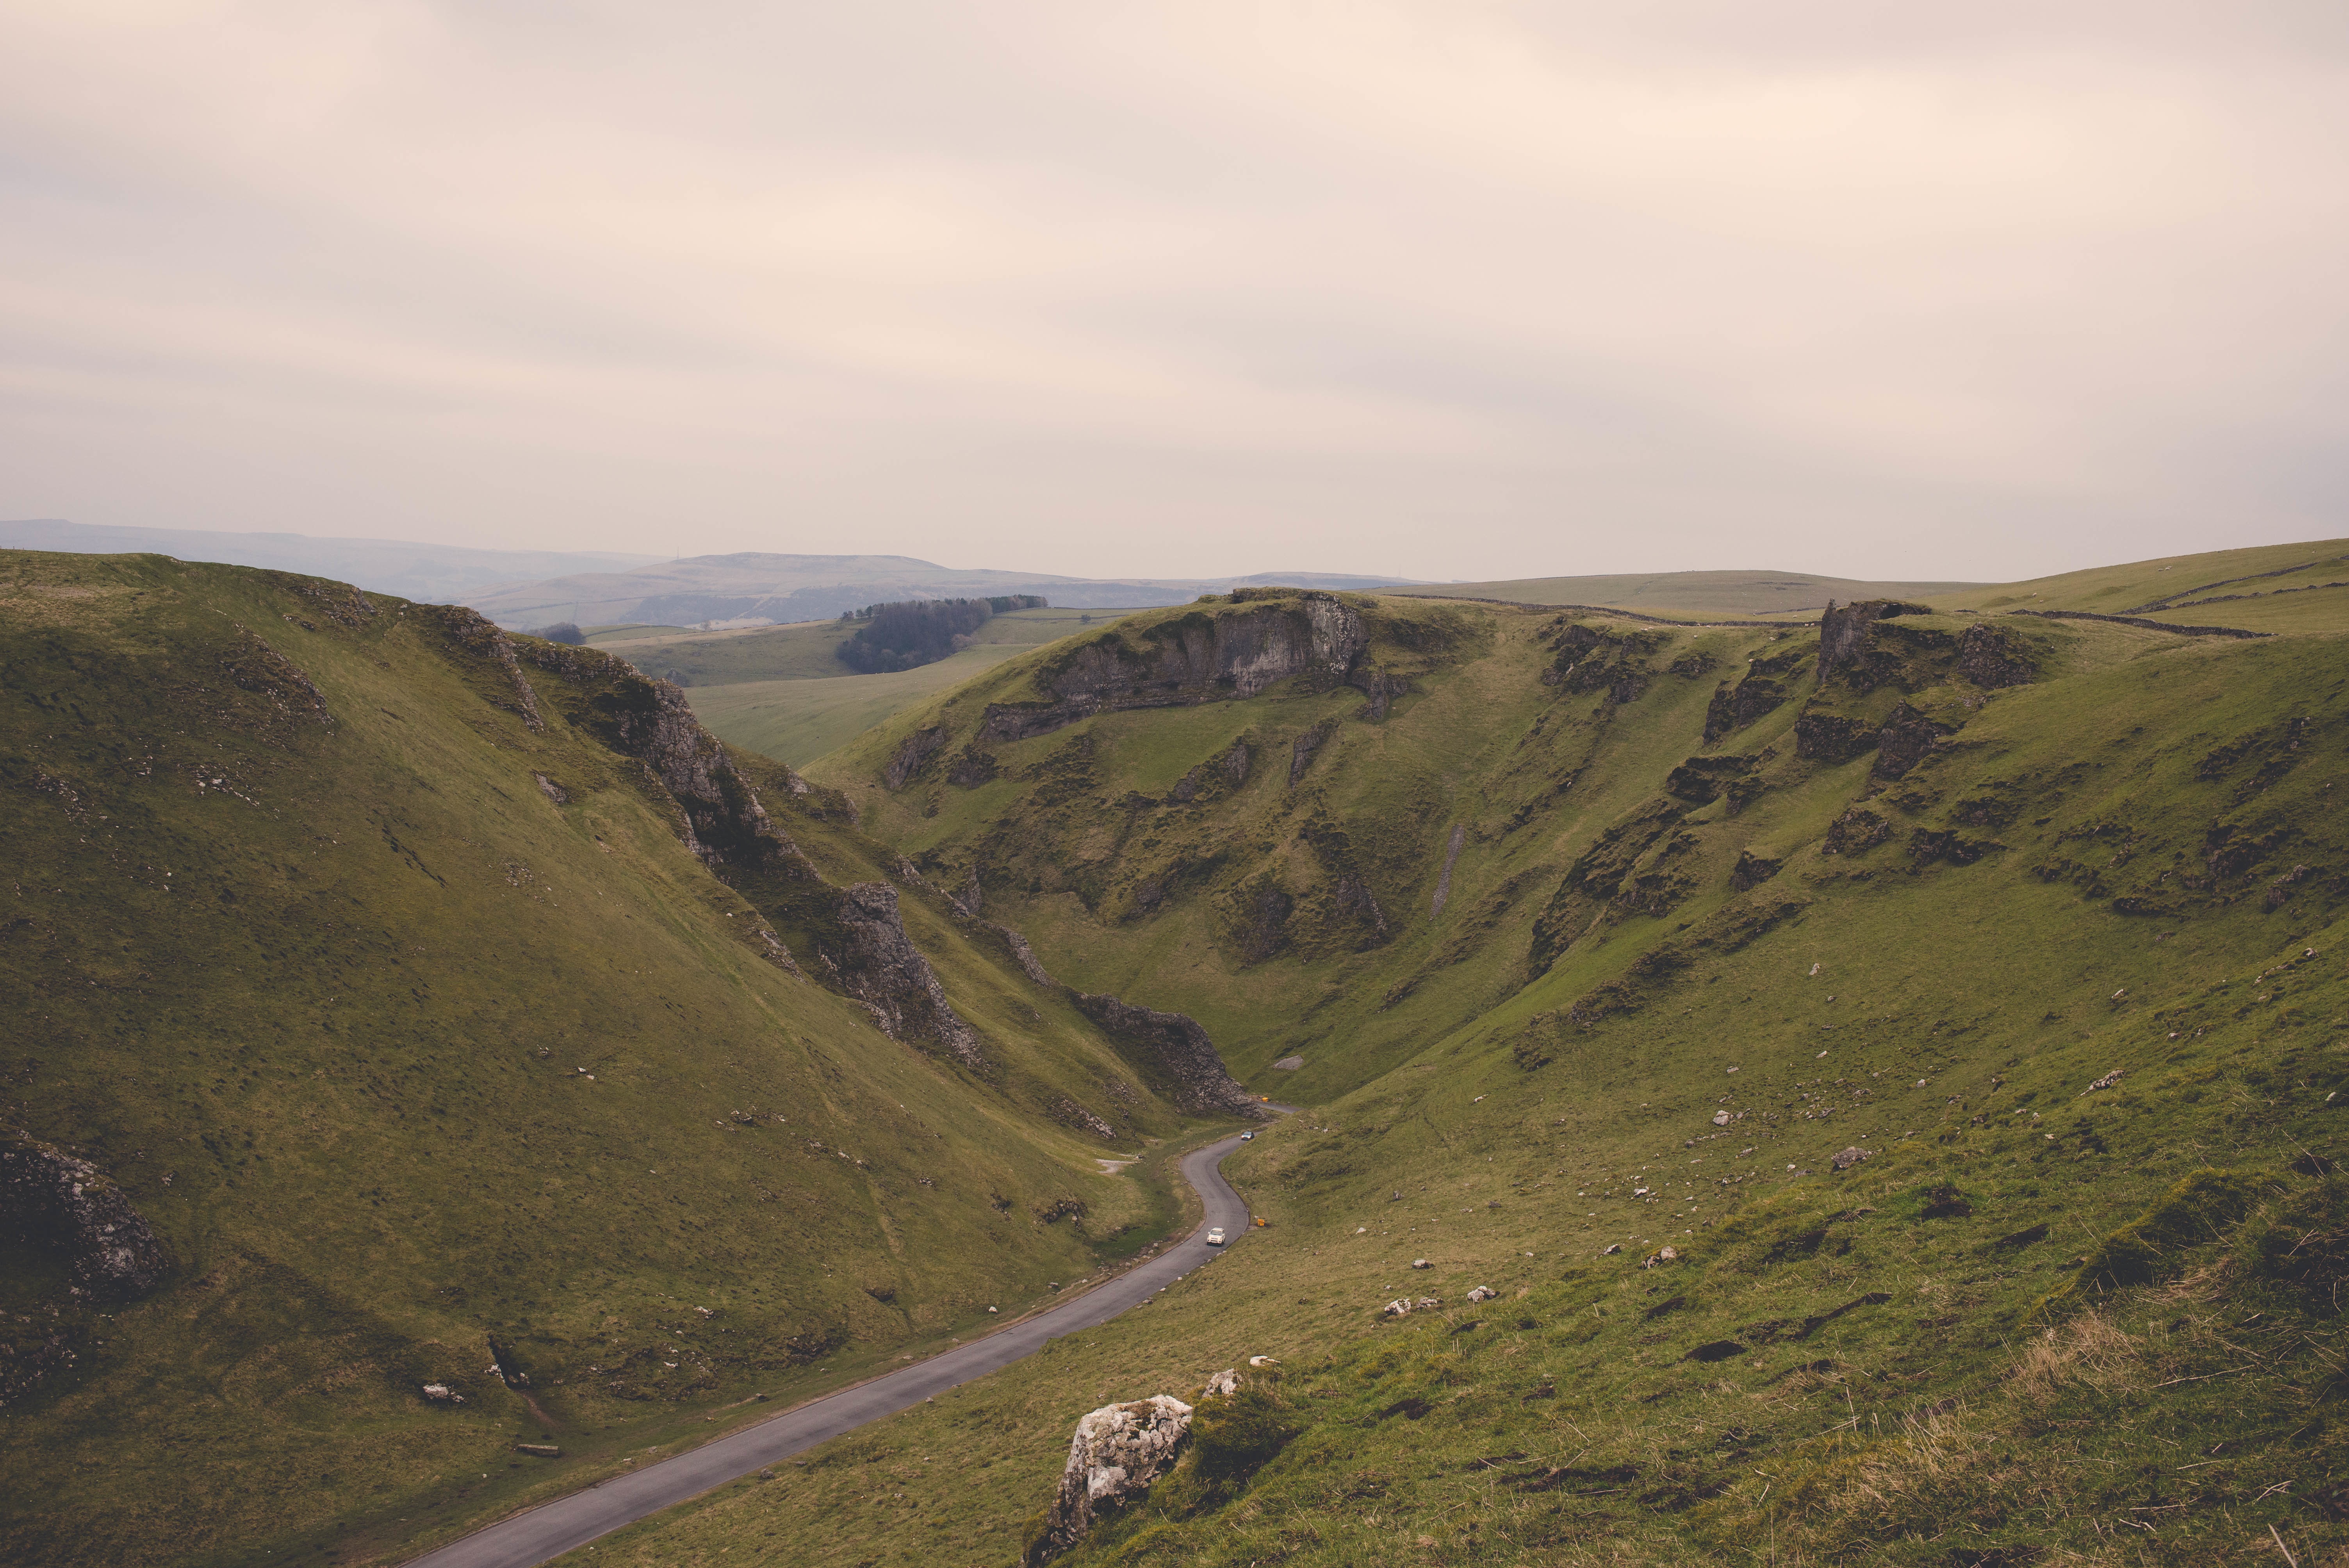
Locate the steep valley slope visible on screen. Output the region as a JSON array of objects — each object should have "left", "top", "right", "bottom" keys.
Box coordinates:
[
  {"left": 581, "top": 544, "right": 2349, "bottom": 1567},
  {"left": 0, "top": 549, "right": 1259, "bottom": 1568}
]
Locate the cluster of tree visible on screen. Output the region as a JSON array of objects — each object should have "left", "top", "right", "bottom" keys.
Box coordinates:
[
  {"left": 837, "top": 595, "right": 1047, "bottom": 674},
  {"left": 530, "top": 622, "right": 587, "bottom": 645}
]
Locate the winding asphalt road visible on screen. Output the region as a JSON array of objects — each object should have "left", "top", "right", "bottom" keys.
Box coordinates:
[{"left": 404, "top": 1131, "right": 1259, "bottom": 1568}]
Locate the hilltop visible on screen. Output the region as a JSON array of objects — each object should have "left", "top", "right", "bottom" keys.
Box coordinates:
[{"left": 0, "top": 549, "right": 1260, "bottom": 1567}]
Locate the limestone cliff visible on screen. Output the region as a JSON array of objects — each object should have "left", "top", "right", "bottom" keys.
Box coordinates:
[
  {"left": 1069, "top": 993, "right": 1266, "bottom": 1117},
  {"left": 979, "top": 593, "right": 1371, "bottom": 744},
  {"left": 825, "top": 884, "right": 990, "bottom": 1071}
]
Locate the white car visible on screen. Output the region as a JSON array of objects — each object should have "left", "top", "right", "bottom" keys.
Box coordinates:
[
  {"left": 1205, "top": 1227, "right": 1226, "bottom": 1246},
  {"left": 1240, "top": 1132, "right": 1255, "bottom": 1141}
]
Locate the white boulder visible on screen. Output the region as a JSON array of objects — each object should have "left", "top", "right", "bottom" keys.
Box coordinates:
[{"left": 1027, "top": 1395, "right": 1194, "bottom": 1563}]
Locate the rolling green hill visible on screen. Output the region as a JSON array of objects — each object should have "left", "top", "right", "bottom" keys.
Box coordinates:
[
  {"left": 0, "top": 552, "right": 1245, "bottom": 1568},
  {"left": 1393, "top": 569, "right": 1984, "bottom": 620},
  {"left": 10, "top": 538, "right": 2348, "bottom": 1568},
  {"left": 640, "top": 547, "right": 2349, "bottom": 1566}
]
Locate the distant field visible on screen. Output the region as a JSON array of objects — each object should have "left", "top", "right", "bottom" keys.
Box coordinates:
[
  {"left": 664, "top": 606, "right": 1145, "bottom": 766},
  {"left": 1394, "top": 568, "right": 1982, "bottom": 618}
]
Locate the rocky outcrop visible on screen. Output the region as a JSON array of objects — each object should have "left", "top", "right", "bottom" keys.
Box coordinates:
[
  {"left": 431, "top": 605, "right": 544, "bottom": 730},
  {"left": 1873, "top": 703, "right": 1954, "bottom": 780},
  {"left": 1, "top": 1137, "right": 169, "bottom": 1302},
  {"left": 826, "top": 884, "right": 988, "bottom": 1071},
  {"left": 1430, "top": 823, "right": 1466, "bottom": 916},
  {"left": 1793, "top": 711, "right": 1879, "bottom": 764},
  {"left": 982, "top": 595, "right": 1369, "bottom": 743},
  {"left": 1729, "top": 849, "right": 1784, "bottom": 891},
  {"left": 1816, "top": 600, "right": 1932, "bottom": 684},
  {"left": 1703, "top": 645, "right": 1809, "bottom": 742},
  {"left": 883, "top": 725, "right": 950, "bottom": 789},
  {"left": 1821, "top": 807, "right": 1892, "bottom": 856},
  {"left": 988, "top": 923, "right": 1057, "bottom": 986},
  {"left": 1288, "top": 721, "right": 1335, "bottom": 786},
  {"left": 1024, "top": 1395, "right": 1194, "bottom": 1565},
  {"left": 1957, "top": 623, "right": 2035, "bottom": 688},
  {"left": 1069, "top": 994, "right": 1267, "bottom": 1117}
]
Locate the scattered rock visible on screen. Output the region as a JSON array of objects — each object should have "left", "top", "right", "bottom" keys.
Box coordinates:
[
  {"left": 1416, "top": 1297, "right": 1441, "bottom": 1310},
  {"left": 1383, "top": 1298, "right": 1413, "bottom": 1317},
  {"left": 1024, "top": 1395, "right": 1194, "bottom": 1564},
  {"left": 2081, "top": 1069, "right": 2124, "bottom": 1094},
  {"left": 1466, "top": 1286, "right": 1498, "bottom": 1303},
  {"left": 1641, "top": 1246, "right": 1679, "bottom": 1269},
  {"left": 1830, "top": 1146, "right": 1873, "bottom": 1172},
  {"left": 1711, "top": 1110, "right": 1732, "bottom": 1127},
  {"left": 421, "top": 1383, "right": 464, "bottom": 1405},
  {"left": 1271, "top": 1055, "right": 1305, "bottom": 1071},
  {"left": 1599, "top": 1244, "right": 1622, "bottom": 1256},
  {"left": 1412, "top": 1258, "right": 1432, "bottom": 1270}
]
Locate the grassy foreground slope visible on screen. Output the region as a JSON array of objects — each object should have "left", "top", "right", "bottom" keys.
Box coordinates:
[
  {"left": 615, "top": 549, "right": 2349, "bottom": 1565},
  {"left": 0, "top": 551, "right": 1235, "bottom": 1568}
]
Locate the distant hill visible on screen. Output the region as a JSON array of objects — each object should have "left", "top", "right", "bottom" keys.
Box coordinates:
[
  {"left": 0, "top": 519, "right": 665, "bottom": 602},
  {"left": 462, "top": 553, "right": 1419, "bottom": 629},
  {"left": 1392, "top": 567, "right": 1984, "bottom": 618}
]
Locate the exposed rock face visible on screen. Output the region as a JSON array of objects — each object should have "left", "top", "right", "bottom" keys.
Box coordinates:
[
  {"left": 1793, "top": 711, "right": 1879, "bottom": 764},
  {"left": 987, "top": 924, "right": 1056, "bottom": 985},
  {"left": 1703, "top": 645, "right": 1809, "bottom": 743},
  {"left": 1, "top": 1137, "right": 169, "bottom": 1302},
  {"left": 430, "top": 605, "right": 544, "bottom": 730},
  {"left": 221, "top": 629, "right": 335, "bottom": 728},
  {"left": 1816, "top": 600, "right": 1932, "bottom": 684},
  {"left": 1069, "top": 993, "right": 1267, "bottom": 1117},
  {"left": 1957, "top": 623, "right": 2035, "bottom": 688},
  {"left": 1287, "top": 722, "right": 1334, "bottom": 786},
  {"left": 982, "top": 595, "right": 1369, "bottom": 743},
  {"left": 1025, "top": 1396, "right": 1194, "bottom": 1565},
  {"left": 1729, "top": 849, "right": 1784, "bottom": 891},
  {"left": 1430, "top": 823, "right": 1466, "bottom": 916},
  {"left": 828, "top": 883, "right": 988, "bottom": 1071},
  {"left": 883, "top": 725, "right": 949, "bottom": 789},
  {"left": 945, "top": 747, "right": 999, "bottom": 788},
  {"left": 1822, "top": 807, "right": 1892, "bottom": 856},
  {"left": 1223, "top": 742, "right": 1251, "bottom": 787},
  {"left": 1873, "top": 703, "right": 1954, "bottom": 780}
]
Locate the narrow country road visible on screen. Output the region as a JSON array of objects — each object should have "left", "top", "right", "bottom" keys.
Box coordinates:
[{"left": 403, "top": 1131, "right": 1260, "bottom": 1568}]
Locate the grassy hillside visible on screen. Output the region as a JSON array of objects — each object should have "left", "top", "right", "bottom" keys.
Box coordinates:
[
  {"left": 0, "top": 552, "right": 1235, "bottom": 1568},
  {"left": 645, "top": 558, "right": 2349, "bottom": 1565},
  {"left": 1393, "top": 569, "right": 1984, "bottom": 620},
  {"left": 632, "top": 608, "right": 1146, "bottom": 768}
]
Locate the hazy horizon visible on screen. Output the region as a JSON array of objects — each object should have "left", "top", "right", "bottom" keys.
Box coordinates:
[{"left": 5, "top": 5, "right": 2345, "bottom": 583}]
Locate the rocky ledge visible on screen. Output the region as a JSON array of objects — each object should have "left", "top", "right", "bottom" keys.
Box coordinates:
[{"left": 1069, "top": 993, "right": 1267, "bottom": 1117}]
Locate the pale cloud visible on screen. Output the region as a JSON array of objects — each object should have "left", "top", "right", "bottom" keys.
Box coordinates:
[{"left": 1, "top": 1, "right": 2343, "bottom": 580}]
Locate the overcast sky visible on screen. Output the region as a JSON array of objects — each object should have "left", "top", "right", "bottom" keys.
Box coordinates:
[{"left": 3, "top": 3, "right": 2344, "bottom": 582}]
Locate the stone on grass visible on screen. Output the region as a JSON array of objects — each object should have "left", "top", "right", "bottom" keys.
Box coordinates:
[
  {"left": 1411, "top": 1258, "right": 1432, "bottom": 1270},
  {"left": 1831, "top": 1146, "right": 1873, "bottom": 1172},
  {"left": 1203, "top": 1368, "right": 1240, "bottom": 1397},
  {"left": 1465, "top": 1285, "right": 1497, "bottom": 1303},
  {"left": 1024, "top": 1395, "right": 1193, "bottom": 1565}
]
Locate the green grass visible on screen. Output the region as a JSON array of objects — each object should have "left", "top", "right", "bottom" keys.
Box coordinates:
[
  {"left": 0, "top": 552, "right": 1223, "bottom": 1568},
  {"left": 1390, "top": 570, "right": 1986, "bottom": 619},
  {"left": 11, "top": 545, "right": 2349, "bottom": 1568},
  {"left": 660, "top": 569, "right": 2349, "bottom": 1566}
]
